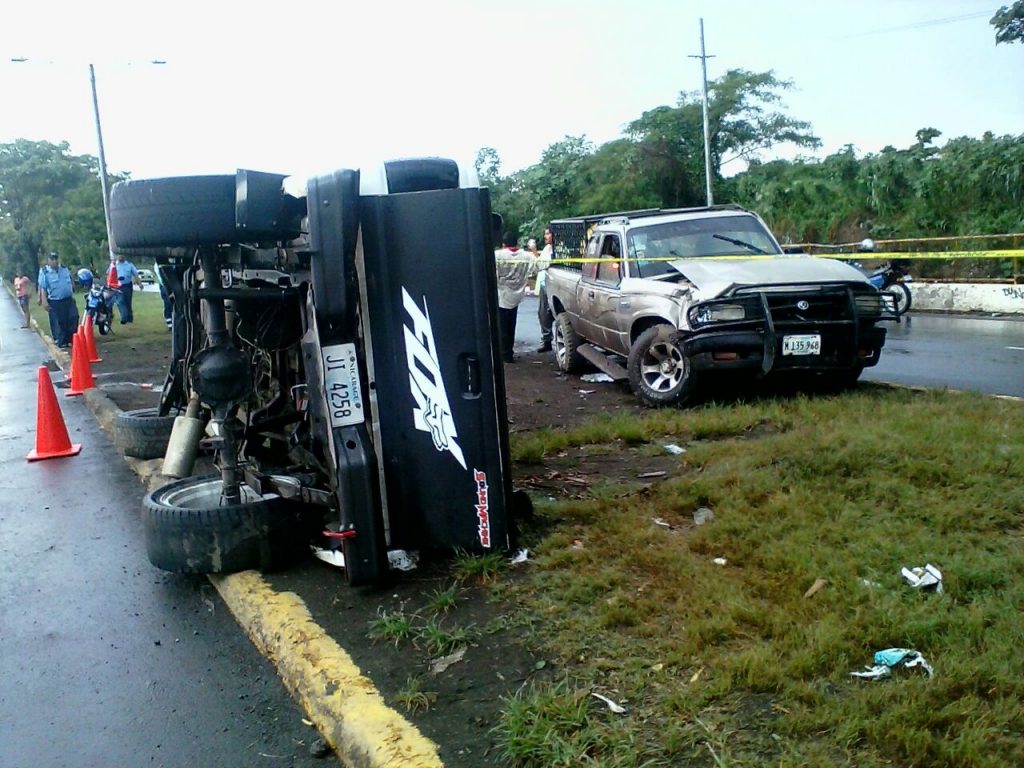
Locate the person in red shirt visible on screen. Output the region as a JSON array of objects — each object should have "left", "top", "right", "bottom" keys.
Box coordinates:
[{"left": 14, "top": 272, "right": 32, "bottom": 328}]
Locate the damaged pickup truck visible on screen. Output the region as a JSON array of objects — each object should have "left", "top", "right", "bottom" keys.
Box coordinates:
[{"left": 545, "top": 206, "right": 892, "bottom": 407}]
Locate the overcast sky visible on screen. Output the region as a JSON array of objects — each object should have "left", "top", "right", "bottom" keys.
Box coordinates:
[{"left": 0, "top": 0, "right": 1020, "bottom": 183}]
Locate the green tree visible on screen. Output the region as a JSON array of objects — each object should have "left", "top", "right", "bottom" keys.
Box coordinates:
[
  {"left": 0, "top": 139, "right": 111, "bottom": 278},
  {"left": 991, "top": 2, "right": 1024, "bottom": 44},
  {"left": 627, "top": 69, "right": 820, "bottom": 208}
]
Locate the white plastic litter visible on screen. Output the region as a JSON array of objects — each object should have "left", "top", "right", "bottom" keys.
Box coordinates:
[
  {"left": 664, "top": 444, "right": 686, "bottom": 455},
  {"left": 388, "top": 549, "right": 419, "bottom": 571},
  {"left": 311, "top": 545, "right": 345, "bottom": 568},
  {"left": 510, "top": 548, "right": 530, "bottom": 565},
  {"left": 901, "top": 563, "right": 943, "bottom": 593},
  {"left": 693, "top": 507, "right": 715, "bottom": 525},
  {"left": 430, "top": 646, "right": 467, "bottom": 675},
  {"left": 713, "top": 557, "right": 728, "bottom": 566},
  {"left": 580, "top": 373, "right": 614, "bottom": 383},
  {"left": 578, "top": 389, "right": 596, "bottom": 395},
  {"left": 591, "top": 692, "right": 627, "bottom": 714},
  {"left": 851, "top": 648, "right": 934, "bottom": 680}
]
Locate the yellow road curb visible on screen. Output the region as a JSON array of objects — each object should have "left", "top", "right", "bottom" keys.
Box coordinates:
[{"left": 210, "top": 571, "right": 443, "bottom": 768}]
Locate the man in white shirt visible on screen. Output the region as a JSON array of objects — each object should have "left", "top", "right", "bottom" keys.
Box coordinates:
[{"left": 494, "top": 232, "right": 530, "bottom": 363}]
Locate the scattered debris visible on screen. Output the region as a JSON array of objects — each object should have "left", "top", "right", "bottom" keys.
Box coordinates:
[
  {"left": 430, "top": 646, "right": 467, "bottom": 675},
  {"left": 578, "top": 389, "right": 596, "bottom": 395},
  {"left": 580, "top": 373, "right": 614, "bottom": 383},
  {"left": 591, "top": 692, "right": 627, "bottom": 714},
  {"left": 510, "top": 548, "right": 530, "bottom": 565},
  {"left": 637, "top": 470, "right": 667, "bottom": 479},
  {"left": 571, "top": 539, "right": 585, "bottom": 549},
  {"left": 652, "top": 517, "right": 673, "bottom": 529},
  {"left": 859, "top": 578, "right": 882, "bottom": 589},
  {"left": 901, "top": 563, "right": 943, "bottom": 593},
  {"left": 803, "top": 578, "right": 827, "bottom": 598},
  {"left": 664, "top": 443, "right": 686, "bottom": 455},
  {"left": 302, "top": 718, "right": 314, "bottom": 727},
  {"left": 309, "top": 737, "right": 332, "bottom": 758},
  {"left": 311, "top": 545, "right": 345, "bottom": 569},
  {"left": 712, "top": 557, "right": 728, "bottom": 566},
  {"left": 387, "top": 549, "right": 419, "bottom": 572},
  {"left": 692, "top": 507, "right": 715, "bottom": 526},
  {"left": 689, "top": 667, "right": 704, "bottom": 684},
  {"left": 851, "top": 648, "right": 934, "bottom": 680}
]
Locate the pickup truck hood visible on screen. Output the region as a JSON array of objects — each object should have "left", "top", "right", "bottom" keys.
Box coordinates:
[{"left": 669, "top": 257, "right": 867, "bottom": 297}]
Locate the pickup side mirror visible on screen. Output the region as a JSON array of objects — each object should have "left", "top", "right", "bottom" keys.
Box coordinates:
[{"left": 782, "top": 246, "right": 805, "bottom": 254}]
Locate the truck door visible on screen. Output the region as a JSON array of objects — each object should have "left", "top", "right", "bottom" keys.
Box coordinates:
[
  {"left": 574, "top": 234, "right": 602, "bottom": 341},
  {"left": 581, "top": 234, "right": 626, "bottom": 352}
]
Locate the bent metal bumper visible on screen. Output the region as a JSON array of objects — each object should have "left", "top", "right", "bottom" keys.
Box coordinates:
[{"left": 682, "top": 286, "right": 888, "bottom": 375}]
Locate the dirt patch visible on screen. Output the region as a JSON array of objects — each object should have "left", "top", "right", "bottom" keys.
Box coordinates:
[{"left": 99, "top": 341, "right": 651, "bottom": 765}]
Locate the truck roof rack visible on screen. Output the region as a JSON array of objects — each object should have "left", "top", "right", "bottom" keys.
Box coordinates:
[{"left": 550, "top": 204, "right": 747, "bottom": 229}]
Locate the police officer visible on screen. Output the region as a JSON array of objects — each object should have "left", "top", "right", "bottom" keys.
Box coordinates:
[
  {"left": 37, "top": 252, "right": 79, "bottom": 348},
  {"left": 114, "top": 254, "right": 142, "bottom": 324}
]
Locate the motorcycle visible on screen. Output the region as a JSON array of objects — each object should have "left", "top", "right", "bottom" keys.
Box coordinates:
[
  {"left": 80, "top": 273, "right": 120, "bottom": 335},
  {"left": 867, "top": 262, "right": 912, "bottom": 317},
  {"left": 855, "top": 239, "right": 912, "bottom": 317}
]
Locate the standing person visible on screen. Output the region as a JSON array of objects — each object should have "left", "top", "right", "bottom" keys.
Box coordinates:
[
  {"left": 14, "top": 271, "right": 32, "bottom": 328},
  {"left": 535, "top": 227, "right": 555, "bottom": 352},
  {"left": 155, "top": 262, "right": 173, "bottom": 330},
  {"left": 114, "top": 254, "right": 142, "bottom": 324},
  {"left": 525, "top": 238, "right": 539, "bottom": 294},
  {"left": 37, "top": 252, "right": 79, "bottom": 348},
  {"left": 494, "top": 231, "right": 530, "bottom": 364}
]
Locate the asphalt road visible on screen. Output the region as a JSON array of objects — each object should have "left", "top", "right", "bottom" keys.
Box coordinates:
[
  {"left": 0, "top": 299, "right": 330, "bottom": 768},
  {"left": 862, "top": 312, "right": 1024, "bottom": 397},
  {"left": 514, "top": 296, "right": 1024, "bottom": 398}
]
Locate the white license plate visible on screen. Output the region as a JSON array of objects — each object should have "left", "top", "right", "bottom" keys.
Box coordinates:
[
  {"left": 322, "top": 343, "right": 365, "bottom": 428},
  {"left": 782, "top": 334, "right": 821, "bottom": 356}
]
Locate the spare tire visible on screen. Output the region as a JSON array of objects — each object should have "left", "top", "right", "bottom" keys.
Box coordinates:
[
  {"left": 143, "top": 475, "right": 306, "bottom": 574},
  {"left": 110, "top": 175, "right": 238, "bottom": 249},
  {"left": 113, "top": 407, "right": 177, "bottom": 459}
]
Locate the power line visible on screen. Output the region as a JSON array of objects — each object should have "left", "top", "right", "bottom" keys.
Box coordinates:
[{"left": 843, "top": 10, "right": 993, "bottom": 39}]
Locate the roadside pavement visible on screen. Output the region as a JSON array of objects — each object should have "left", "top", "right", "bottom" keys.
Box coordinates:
[{"left": 0, "top": 296, "right": 345, "bottom": 768}]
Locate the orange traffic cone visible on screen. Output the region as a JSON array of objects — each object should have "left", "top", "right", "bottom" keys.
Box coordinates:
[
  {"left": 66, "top": 330, "right": 96, "bottom": 397},
  {"left": 27, "top": 365, "right": 82, "bottom": 461},
  {"left": 82, "top": 314, "right": 102, "bottom": 363},
  {"left": 107, "top": 261, "right": 119, "bottom": 289}
]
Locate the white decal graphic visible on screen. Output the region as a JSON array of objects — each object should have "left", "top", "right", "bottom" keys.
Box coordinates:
[{"left": 402, "top": 287, "right": 466, "bottom": 469}]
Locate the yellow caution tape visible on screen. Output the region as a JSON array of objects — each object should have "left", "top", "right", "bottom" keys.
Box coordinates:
[{"left": 512, "top": 249, "right": 1024, "bottom": 264}]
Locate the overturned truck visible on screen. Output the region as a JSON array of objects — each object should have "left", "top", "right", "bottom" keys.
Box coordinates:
[{"left": 110, "top": 159, "right": 518, "bottom": 585}]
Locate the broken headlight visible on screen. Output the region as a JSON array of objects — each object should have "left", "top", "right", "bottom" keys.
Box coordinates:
[{"left": 688, "top": 299, "right": 761, "bottom": 328}]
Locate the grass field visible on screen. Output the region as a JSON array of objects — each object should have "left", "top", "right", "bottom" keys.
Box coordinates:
[{"left": 496, "top": 387, "right": 1024, "bottom": 767}]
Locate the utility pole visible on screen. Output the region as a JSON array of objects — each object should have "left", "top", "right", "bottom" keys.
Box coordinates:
[
  {"left": 89, "top": 64, "right": 115, "bottom": 261},
  {"left": 689, "top": 18, "right": 715, "bottom": 206}
]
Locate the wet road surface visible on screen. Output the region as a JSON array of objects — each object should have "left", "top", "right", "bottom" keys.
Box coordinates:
[{"left": 0, "top": 297, "right": 331, "bottom": 768}]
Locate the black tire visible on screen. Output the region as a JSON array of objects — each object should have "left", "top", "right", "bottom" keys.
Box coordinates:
[
  {"left": 113, "top": 407, "right": 177, "bottom": 459},
  {"left": 627, "top": 325, "right": 697, "bottom": 407},
  {"left": 110, "top": 176, "right": 238, "bottom": 249},
  {"left": 552, "top": 313, "right": 585, "bottom": 373},
  {"left": 886, "top": 283, "right": 912, "bottom": 316},
  {"left": 143, "top": 475, "right": 305, "bottom": 574}
]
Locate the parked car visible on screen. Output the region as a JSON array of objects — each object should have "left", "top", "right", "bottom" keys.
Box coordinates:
[
  {"left": 545, "top": 206, "right": 896, "bottom": 407},
  {"left": 137, "top": 268, "right": 156, "bottom": 284}
]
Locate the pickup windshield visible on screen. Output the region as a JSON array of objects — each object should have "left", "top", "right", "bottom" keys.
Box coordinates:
[{"left": 626, "top": 215, "right": 782, "bottom": 278}]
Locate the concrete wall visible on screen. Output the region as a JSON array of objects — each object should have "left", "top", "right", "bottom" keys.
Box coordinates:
[{"left": 909, "top": 282, "right": 1024, "bottom": 315}]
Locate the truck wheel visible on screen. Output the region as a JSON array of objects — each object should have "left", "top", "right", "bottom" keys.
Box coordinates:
[
  {"left": 110, "top": 176, "right": 238, "bottom": 249},
  {"left": 552, "top": 313, "right": 585, "bottom": 373},
  {"left": 113, "top": 407, "right": 177, "bottom": 459},
  {"left": 142, "top": 475, "right": 305, "bottom": 574},
  {"left": 627, "top": 325, "right": 696, "bottom": 407}
]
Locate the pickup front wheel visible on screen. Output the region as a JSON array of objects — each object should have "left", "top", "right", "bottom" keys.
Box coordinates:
[
  {"left": 553, "top": 313, "right": 586, "bottom": 373},
  {"left": 627, "top": 325, "right": 696, "bottom": 407}
]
